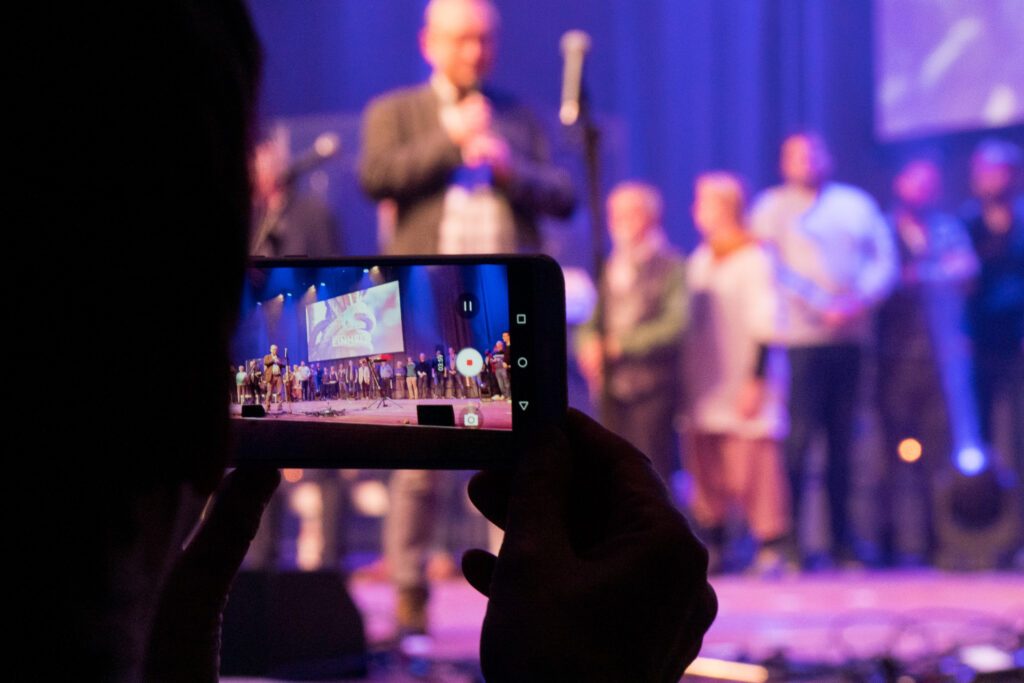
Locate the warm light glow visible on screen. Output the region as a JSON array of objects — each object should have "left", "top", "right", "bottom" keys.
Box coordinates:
[
  {"left": 313, "top": 131, "right": 339, "bottom": 157},
  {"left": 898, "top": 438, "right": 923, "bottom": 463},
  {"left": 352, "top": 480, "right": 390, "bottom": 517},
  {"left": 282, "top": 468, "right": 303, "bottom": 483},
  {"left": 685, "top": 657, "right": 769, "bottom": 683}
]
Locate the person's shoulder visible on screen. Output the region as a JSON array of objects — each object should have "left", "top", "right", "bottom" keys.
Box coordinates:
[
  {"left": 684, "top": 244, "right": 712, "bottom": 280},
  {"left": 656, "top": 241, "right": 686, "bottom": 265},
  {"left": 825, "top": 182, "right": 879, "bottom": 208},
  {"left": 686, "top": 242, "right": 710, "bottom": 264},
  {"left": 735, "top": 239, "right": 770, "bottom": 260},
  {"left": 751, "top": 184, "right": 787, "bottom": 207},
  {"left": 364, "top": 82, "right": 433, "bottom": 113},
  {"left": 748, "top": 185, "right": 791, "bottom": 224}
]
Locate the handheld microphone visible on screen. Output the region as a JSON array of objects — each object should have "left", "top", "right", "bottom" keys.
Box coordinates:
[{"left": 559, "top": 30, "right": 592, "bottom": 126}]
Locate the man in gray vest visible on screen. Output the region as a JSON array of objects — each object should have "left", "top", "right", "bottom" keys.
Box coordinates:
[{"left": 576, "top": 181, "right": 688, "bottom": 486}]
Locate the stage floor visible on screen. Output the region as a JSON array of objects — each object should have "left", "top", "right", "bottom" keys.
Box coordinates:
[
  {"left": 352, "top": 570, "right": 1024, "bottom": 661},
  {"left": 225, "top": 570, "right": 1023, "bottom": 681},
  {"left": 230, "top": 397, "right": 514, "bottom": 430}
]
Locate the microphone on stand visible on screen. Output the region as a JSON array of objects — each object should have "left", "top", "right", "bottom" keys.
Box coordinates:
[
  {"left": 277, "top": 132, "right": 340, "bottom": 188},
  {"left": 559, "top": 30, "right": 592, "bottom": 126}
]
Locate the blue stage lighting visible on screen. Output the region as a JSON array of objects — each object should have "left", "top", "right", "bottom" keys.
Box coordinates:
[{"left": 956, "top": 446, "right": 987, "bottom": 476}]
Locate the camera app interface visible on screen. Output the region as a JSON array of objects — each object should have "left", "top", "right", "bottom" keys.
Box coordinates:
[{"left": 231, "top": 263, "right": 513, "bottom": 431}]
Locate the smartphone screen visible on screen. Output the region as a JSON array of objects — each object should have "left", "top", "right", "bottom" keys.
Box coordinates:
[
  {"left": 232, "top": 260, "right": 514, "bottom": 430},
  {"left": 229, "top": 256, "right": 566, "bottom": 468}
]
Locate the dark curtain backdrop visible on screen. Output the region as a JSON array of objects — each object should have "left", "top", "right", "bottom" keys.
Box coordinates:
[{"left": 246, "top": 0, "right": 1023, "bottom": 260}]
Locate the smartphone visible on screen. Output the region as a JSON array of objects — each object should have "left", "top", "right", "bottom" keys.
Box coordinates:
[{"left": 228, "top": 255, "right": 567, "bottom": 468}]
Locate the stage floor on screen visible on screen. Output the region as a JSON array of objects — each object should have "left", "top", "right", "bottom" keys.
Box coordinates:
[{"left": 230, "top": 397, "right": 514, "bottom": 430}]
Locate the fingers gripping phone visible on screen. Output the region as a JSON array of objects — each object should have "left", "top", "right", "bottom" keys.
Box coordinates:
[{"left": 229, "top": 255, "right": 567, "bottom": 468}]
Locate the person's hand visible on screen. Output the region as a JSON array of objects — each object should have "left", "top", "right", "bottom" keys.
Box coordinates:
[
  {"left": 444, "top": 92, "right": 492, "bottom": 146},
  {"left": 820, "top": 296, "right": 866, "bottom": 329},
  {"left": 462, "top": 131, "right": 512, "bottom": 180},
  {"left": 145, "top": 467, "right": 280, "bottom": 683},
  {"left": 735, "top": 377, "right": 766, "bottom": 420},
  {"left": 463, "top": 410, "right": 717, "bottom": 682}
]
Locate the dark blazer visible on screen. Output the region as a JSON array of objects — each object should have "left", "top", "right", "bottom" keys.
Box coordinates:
[
  {"left": 359, "top": 83, "right": 575, "bottom": 254},
  {"left": 262, "top": 353, "right": 282, "bottom": 382}
]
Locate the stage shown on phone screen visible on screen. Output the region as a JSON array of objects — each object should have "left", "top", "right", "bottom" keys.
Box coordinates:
[{"left": 231, "top": 263, "right": 514, "bottom": 431}]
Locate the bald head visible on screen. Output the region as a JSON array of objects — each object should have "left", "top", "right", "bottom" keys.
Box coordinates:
[
  {"left": 780, "top": 132, "right": 832, "bottom": 189},
  {"left": 692, "top": 171, "right": 747, "bottom": 236},
  {"left": 607, "top": 181, "right": 664, "bottom": 249},
  {"left": 421, "top": 0, "right": 498, "bottom": 90}
]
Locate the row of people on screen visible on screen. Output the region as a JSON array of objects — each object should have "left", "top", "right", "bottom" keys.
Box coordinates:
[{"left": 235, "top": 337, "right": 513, "bottom": 407}]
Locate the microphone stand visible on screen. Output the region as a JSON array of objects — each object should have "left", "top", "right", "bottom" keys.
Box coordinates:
[
  {"left": 568, "top": 85, "right": 608, "bottom": 404},
  {"left": 577, "top": 85, "right": 605, "bottom": 285}
]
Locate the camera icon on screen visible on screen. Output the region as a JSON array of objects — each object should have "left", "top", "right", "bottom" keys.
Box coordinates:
[{"left": 463, "top": 413, "right": 480, "bottom": 428}]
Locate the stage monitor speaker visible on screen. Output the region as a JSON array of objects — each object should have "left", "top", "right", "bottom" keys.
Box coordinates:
[
  {"left": 934, "top": 467, "right": 1020, "bottom": 570},
  {"left": 416, "top": 403, "right": 456, "bottom": 427},
  {"left": 220, "top": 570, "right": 367, "bottom": 679},
  {"left": 241, "top": 404, "right": 267, "bottom": 418}
]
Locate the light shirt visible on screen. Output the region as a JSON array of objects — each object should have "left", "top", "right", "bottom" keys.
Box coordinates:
[
  {"left": 684, "top": 243, "right": 788, "bottom": 439},
  {"left": 432, "top": 73, "right": 516, "bottom": 255},
  {"left": 750, "top": 182, "right": 897, "bottom": 346}
]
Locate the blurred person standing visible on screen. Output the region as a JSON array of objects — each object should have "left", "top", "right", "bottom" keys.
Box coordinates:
[
  {"left": 750, "top": 132, "right": 897, "bottom": 568},
  {"left": 359, "top": 0, "right": 574, "bottom": 256},
  {"left": 877, "top": 158, "right": 978, "bottom": 566},
  {"left": 682, "top": 173, "right": 792, "bottom": 575},
  {"left": 251, "top": 126, "right": 341, "bottom": 257},
  {"left": 960, "top": 139, "right": 1024, "bottom": 479},
  {"left": 577, "top": 181, "right": 687, "bottom": 486},
  {"left": 358, "top": 0, "right": 576, "bottom": 637}
]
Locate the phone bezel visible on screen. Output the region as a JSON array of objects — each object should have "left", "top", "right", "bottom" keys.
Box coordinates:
[{"left": 228, "top": 254, "right": 567, "bottom": 469}]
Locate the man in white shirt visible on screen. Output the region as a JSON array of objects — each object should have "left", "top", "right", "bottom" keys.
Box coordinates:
[{"left": 750, "top": 132, "right": 897, "bottom": 568}]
